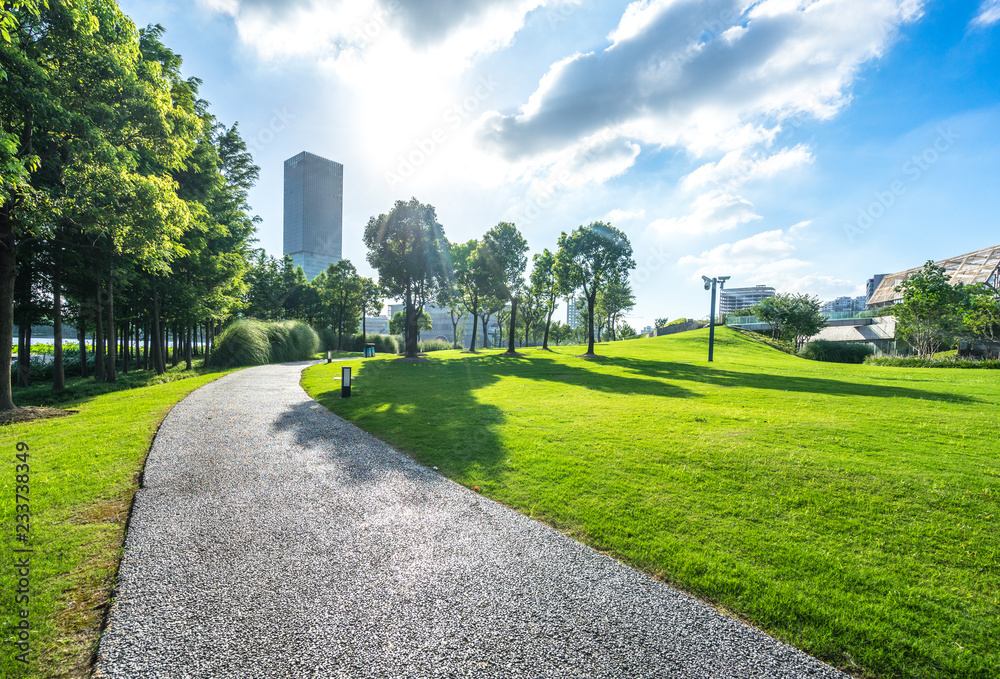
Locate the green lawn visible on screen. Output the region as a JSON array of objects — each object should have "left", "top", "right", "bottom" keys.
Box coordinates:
[
  {"left": 0, "top": 365, "right": 235, "bottom": 679},
  {"left": 302, "top": 328, "right": 999, "bottom": 679}
]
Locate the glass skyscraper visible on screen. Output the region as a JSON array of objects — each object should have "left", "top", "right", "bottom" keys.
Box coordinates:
[{"left": 283, "top": 151, "right": 343, "bottom": 280}]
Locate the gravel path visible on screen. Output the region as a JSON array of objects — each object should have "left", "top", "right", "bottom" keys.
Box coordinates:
[{"left": 95, "top": 362, "right": 848, "bottom": 679}]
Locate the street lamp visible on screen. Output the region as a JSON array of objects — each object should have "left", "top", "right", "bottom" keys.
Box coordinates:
[{"left": 701, "top": 275, "right": 730, "bottom": 362}]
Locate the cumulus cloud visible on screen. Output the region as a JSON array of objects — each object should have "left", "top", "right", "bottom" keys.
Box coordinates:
[
  {"left": 198, "top": 0, "right": 559, "bottom": 64},
  {"left": 678, "top": 222, "right": 858, "bottom": 296},
  {"left": 972, "top": 0, "right": 1000, "bottom": 27},
  {"left": 479, "top": 0, "right": 925, "bottom": 160},
  {"left": 648, "top": 192, "right": 761, "bottom": 236}
]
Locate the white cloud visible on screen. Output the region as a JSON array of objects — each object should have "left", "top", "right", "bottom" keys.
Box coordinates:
[
  {"left": 680, "top": 145, "right": 814, "bottom": 192},
  {"left": 678, "top": 222, "right": 860, "bottom": 296},
  {"left": 603, "top": 208, "right": 646, "bottom": 223},
  {"left": 972, "top": 0, "right": 1000, "bottom": 27},
  {"left": 648, "top": 192, "right": 761, "bottom": 236},
  {"left": 480, "top": 0, "right": 924, "bottom": 170}
]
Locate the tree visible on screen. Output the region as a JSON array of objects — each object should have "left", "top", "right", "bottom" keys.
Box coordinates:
[
  {"left": 751, "top": 293, "right": 824, "bottom": 351},
  {"left": 364, "top": 198, "right": 449, "bottom": 359},
  {"left": 390, "top": 309, "right": 431, "bottom": 335},
  {"left": 554, "top": 222, "right": 635, "bottom": 357},
  {"left": 620, "top": 322, "right": 637, "bottom": 338},
  {"left": 321, "top": 259, "right": 362, "bottom": 351},
  {"left": 963, "top": 284, "right": 1000, "bottom": 343},
  {"left": 519, "top": 286, "right": 543, "bottom": 347},
  {"left": 530, "top": 249, "right": 561, "bottom": 350},
  {"left": 596, "top": 279, "right": 635, "bottom": 341},
  {"left": 654, "top": 317, "right": 669, "bottom": 329},
  {"left": 438, "top": 240, "right": 471, "bottom": 348},
  {"left": 358, "top": 277, "right": 384, "bottom": 347},
  {"left": 479, "top": 222, "right": 527, "bottom": 355},
  {"left": 893, "top": 262, "right": 966, "bottom": 358},
  {"left": 455, "top": 239, "right": 485, "bottom": 352}
]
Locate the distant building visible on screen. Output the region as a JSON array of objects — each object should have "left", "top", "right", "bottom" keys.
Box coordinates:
[
  {"left": 283, "top": 151, "right": 343, "bottom": 280},
  {"left": 866, "top": 274, "right": 887, "bottom": 302},
  {"left": 566, "top": 297, "right": 582, "bottom": 329},
  {"left": 868, "top": 244, "right": 1000, "bottom": 307},
  {"left": 719, "top": 285, "right": 775, "bottom": 315},
  {"left": 821, "top": 296, "right": 869, "bottom": 314},
  {"left": 387, "top": 303, "right": 478, "bottom": 347}
]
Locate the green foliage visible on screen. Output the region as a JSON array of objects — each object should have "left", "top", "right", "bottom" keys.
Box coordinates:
[
  {"left": 667, "top": 318, "right": 690, "bottom": 326},
  {"left": 211, "top": 318, "right": 271, "bottom": 367},
  {"left": 962, "top": 284, "right": 1000, "bottom": 342},
  {"left": 390, "top": 309, "right": 431, "bottom": 335},
  {"left": 267, "top": 320, "right": 319, "bottom": 363},
  {"left": 798, "top": 340, "right": 874, "bottom": 364},
  {"left": 892, "top": 261, "right": 966, "bottom": 358},
  {"left": 418, "top": 339, "right": 452, "bottom": 353},
  {"left": 750, "top": 293, "right": 825, "bottom": 350},
  {"left": 554, "top": 221, "right": 635, "bottom": 354},
  {"left": 654, "top": 317, "right": 670, "bottom": 328},
  {"left": 324, "top": 332, "right": 399, "bottom": 355},
  {"left": 865, "top": 355, "right": 1000, "bottom": 369},
  {"left": 364, "top": 198, "right": 449, "bottom": 358}
]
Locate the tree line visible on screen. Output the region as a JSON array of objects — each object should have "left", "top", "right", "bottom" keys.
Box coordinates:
[{"left": 3, "top": 2, "right": 259, "bottom": 410}]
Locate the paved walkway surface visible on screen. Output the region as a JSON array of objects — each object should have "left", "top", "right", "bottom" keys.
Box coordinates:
[{"left": 95, "top": 362, "right": 847, "bottom": 679}]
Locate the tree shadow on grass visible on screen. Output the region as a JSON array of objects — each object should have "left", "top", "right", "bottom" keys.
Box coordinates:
[{"left": 591, "top": 355, "right": 983, "bottom": 404}]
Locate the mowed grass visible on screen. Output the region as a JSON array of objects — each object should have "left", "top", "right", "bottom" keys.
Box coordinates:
[
  {"left": 302, "top": 328, "right": 999, "bottom": 679},
  {"left": 0, "top": 366, "right": 235, "bottom": 679}
]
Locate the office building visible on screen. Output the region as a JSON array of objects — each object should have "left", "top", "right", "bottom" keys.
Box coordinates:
[
  {"left": 566, "top": 297, "right": 582, "bottom": 329},
  {"left": 283, "top": 151, "right": 343, "bottom": 280},
  {"left": 719, "top": 285, "right": 775, "bottom": 315}
]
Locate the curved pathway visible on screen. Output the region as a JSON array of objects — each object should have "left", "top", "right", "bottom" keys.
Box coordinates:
[{"left": 95, "top": 362, "right": 847, "bottom": 679}]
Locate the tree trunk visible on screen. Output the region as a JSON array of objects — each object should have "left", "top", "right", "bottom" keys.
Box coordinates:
[
  {"left": 121, "top": 320, "right": 128, "bottom": 375},
  {"left": 94, "top": 287, "right": 106, "bottom": 381},
  {"left": 467, "top": 300, "right": 479, "bottom": 352},
  {"left": 542, "top": 304, "right": 554, "bottom": 350},
  {"left": 362, "top": 311, "right": 367, "bottom": 348},
  {"left": 78, "top": 314, "right": 89, "bottom": 379},
  {"left": 151, "top": 291, "right": 164, "bottom": 375},
  {"left": 586, "top": 291, "right": 597, "bottom": 355},
  {"left": 106, "top": 277, "right": 117, "bottom": 383},
  {"left": 17, "top": 324, "right": 30, "bottom": 388},
  {"left": 204, "top": 322, "right": 212, "bottom": 367},
  {"left": 481, "top": 314, "right": 489, "bottom": 349},
  {"left": 0, "top": 217, "right": 16, "bottom": 411},
  {"left": 52, "top": 263, "right": 65, "bottom": 391},
  {"left": 142, "top": 317, "right": 149, "bottom": 370},
  {"left": 185, "top": 324, "right": 192, "bottom": 370},
  {"left": 404, "top": 293, "right": 419, "bottom": 358},
  {"left": 505, "top": 297, "right": 518, "bottom": 355}
]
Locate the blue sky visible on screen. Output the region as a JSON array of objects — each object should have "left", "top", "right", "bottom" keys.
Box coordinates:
[{"left": 117, "top": 0, "right": 1000, "bottom": 328}]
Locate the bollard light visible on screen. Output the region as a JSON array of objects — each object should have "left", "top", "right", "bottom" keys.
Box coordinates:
[
  {"left": 341, "top": 366, "right": 351, "bottom": 398},
  {"left": 327, "top": 350, "right": 332, "bottom": 363}
]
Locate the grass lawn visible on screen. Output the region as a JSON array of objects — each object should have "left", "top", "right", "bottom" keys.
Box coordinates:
[
  {"left": 302, "top": 328, "right": 999, "bottom": 679},
  {"left": 0, "top": 364, "right": 235, "bottom": 679}
]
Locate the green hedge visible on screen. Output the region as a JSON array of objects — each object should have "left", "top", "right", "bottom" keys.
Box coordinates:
[
  {"left": 799, "top": 340, "right": 874, "bottom": 364},
  {"left": 865, "top": 355, "right": 1000, "bottom": 369},
  {"left": 418, "top": 339, "right": 451, "bottom": 353}
]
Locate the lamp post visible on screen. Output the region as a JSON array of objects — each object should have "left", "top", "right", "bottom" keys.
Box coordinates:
[{"left": 701, "top": 275, "right": 730, "bottom": 362}]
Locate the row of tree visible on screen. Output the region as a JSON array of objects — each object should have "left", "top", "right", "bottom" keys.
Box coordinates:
[
  {"left": 362, "top": 198, "right": 637, "bottom": 359},
  {"left": 2, "top": 2, "right": 261, "bottom": 410}
]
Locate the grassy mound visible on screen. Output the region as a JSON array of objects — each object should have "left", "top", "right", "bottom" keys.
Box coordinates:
[{"left": 303, "top": 328, "right": 1000, "bottom": 679}]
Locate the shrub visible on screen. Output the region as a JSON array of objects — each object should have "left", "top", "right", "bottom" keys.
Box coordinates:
[
  {"left": 864, "top": 355, "right": 1000, "bottom": 369},
  {"left": 799, "top": 340, "right": 874, "bottom": 364},
  {"left": 211, "top": 318, "right": 271, "bottom": 367},
  {"left": 418, "top": 339, "right": 451, "bottom": 353}
]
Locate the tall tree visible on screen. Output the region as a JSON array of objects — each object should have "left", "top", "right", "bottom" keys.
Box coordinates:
[
  {"left": 530, "top": 249, "right": 560, "bottom": 350},
  {"left": 363, "top": 198, "right": 449, "bottom": 359},
  {"left": 554, "top": 222, "right": 635, "bottom": 357},
  {"left": 892, "top": 262, "right": 966, "bottom": 358},
  {"left": 479, "top": 222, "right": 527, "bottom": 356},
  {"left": 321, "top": 259, "right": 361, "bottom": 351},
  {"left": 358, "top": 277, "right": 384, "bottom": 347}
]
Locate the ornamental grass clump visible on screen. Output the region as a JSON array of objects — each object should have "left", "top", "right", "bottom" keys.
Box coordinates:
[
  {"left": 211, "top": 319, "right": 271, "bottom": 367},
  {"left": 267, "top": 321, "right": 319, "bottom": 363}
]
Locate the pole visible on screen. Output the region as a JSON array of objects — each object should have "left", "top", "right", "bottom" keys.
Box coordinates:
[{"left": 708, "top": 279, "right": 717, "bottom": 363}]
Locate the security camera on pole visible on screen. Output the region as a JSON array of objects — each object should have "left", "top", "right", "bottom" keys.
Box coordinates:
[{"left": 701, "top": 275, "right": 730, "bottom": 363}]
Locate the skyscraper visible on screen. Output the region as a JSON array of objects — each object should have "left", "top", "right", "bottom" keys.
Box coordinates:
[{"left": 283, "top": 151, "right": 343, "bottom": 280}]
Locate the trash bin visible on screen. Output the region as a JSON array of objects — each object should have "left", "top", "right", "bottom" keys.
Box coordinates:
[{"left": 365, "top": 343, "right": 375, "bottom": 358}]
